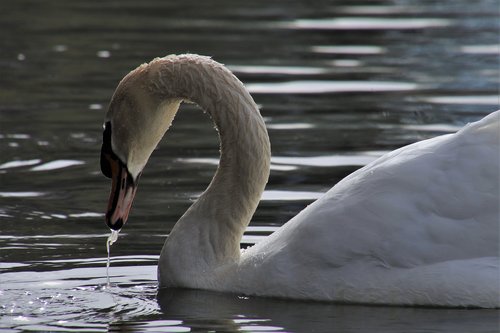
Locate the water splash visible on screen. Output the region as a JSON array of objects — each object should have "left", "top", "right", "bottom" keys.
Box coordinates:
[{"left": 106, "top": 230, "right": 119, "bottom": 287}]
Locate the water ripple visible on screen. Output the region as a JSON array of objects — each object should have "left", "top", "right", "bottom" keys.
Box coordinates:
[
  {"left": 30, "top": 160, "right": 85, "bottom": 171},
  {"left": 400, "top": 124, "right": 462, "bottom": 132},
  {"left": 335, "top": 5, "right": 420, "bottom": 15},
  {"left": 178, "top": 153, "right": 382, "bottom": 170},
  {"left": 0, "top": 192, "right": 45, "bottom": 198},
  {"left": 261, "top": 190, "right": 323, "bottom": 201},
  {"left": 230, "top": 65, "right": 329, "bottom": 75},
  {"left": 272, "top": 153, "right": 381, "bottom": 167},
  {"left": 246, "top": 80, "right": 419, "bottom": 94},
  {"left": 6, "top": 134, "right": 30, "bottom": 139},
  {"left": 423, "top": 95, "right": 499, "bottom": 105},
  {"left": 267, "top": 123, "right": 314, "bottom": 130},
  {"left": 460, "top": 45, "right": 500, "bottom": 55},
  {"left": 311, "top": 45, "right": 386, "bottom": 54},
  {"left": 284, "top": 17, "right": 452, "bottom": 30},
  {"left": 0, "top": 159, "right": 41, "bottom": 170},
  {"left": 0, "top": 263, "right": 159, "bottom": 332}
]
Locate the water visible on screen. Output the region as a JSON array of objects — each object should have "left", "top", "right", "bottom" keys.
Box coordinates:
[
  {"left": 0, "top": 0, "right": 498, "bottom": 331},
  {"left": 106, "top": 230, "right": 119, "bottom": 287}
]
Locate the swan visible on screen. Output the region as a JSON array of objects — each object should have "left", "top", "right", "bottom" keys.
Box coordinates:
[{"left": 100, "top": 54, "right": 500, "bottom": 308}]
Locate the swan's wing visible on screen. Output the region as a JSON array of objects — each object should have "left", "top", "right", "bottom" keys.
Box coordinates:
[{"left": 246, "top": 111, "right": 499, "bottom": 270}]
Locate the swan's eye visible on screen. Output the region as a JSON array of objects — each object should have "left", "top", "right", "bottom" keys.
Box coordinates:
[{"left": 101, "top": 122, "right": 114, "bottom": 178}]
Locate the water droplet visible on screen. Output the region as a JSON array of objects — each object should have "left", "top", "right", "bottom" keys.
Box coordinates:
[{"left": 106, "top": 229, "right": 120, "bottom": 286}]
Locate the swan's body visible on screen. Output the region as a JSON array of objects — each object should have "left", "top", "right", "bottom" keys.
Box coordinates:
[{"left": 101, "top": 54, "right": 500, "bottom": 308}]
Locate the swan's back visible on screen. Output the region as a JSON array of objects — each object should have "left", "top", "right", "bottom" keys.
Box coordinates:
[{"left": 237, "top": 111, "right": 499, "bottom": 307}]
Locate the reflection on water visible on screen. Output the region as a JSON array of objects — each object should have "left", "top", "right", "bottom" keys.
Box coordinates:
[
  {"left": 0, "top": 0, "right": 498, "bottom": 331},
  {"left": 284, "top": 17, "right": 452, "bottom": 30},
  {"left": 460, "top": 45, "right": 500, "bottom": 54},
  {"left": 0, "top": 192, "right": 45, "bottom": 198},
  {"left": 311, "top": 45, "right": 386, "bottom": 54},
  {"left": 0, "top": 159, "right": 42, "bottom": 170},
  {"left": 3, "top": 260, "right": 499, "bottom": 333},
  {"left": 156, "top": 289, "right": 500, "bottom": 333},
  {"left": 246, "top": 80, "right": 420, "bottom": 94},
  {"left": 424, "top": 95, "right": 500, "bottom": 105},
  {"left": 30, "top": 160, "right": 85, "bottom": 171},
  {"left": 0, "top": 262, "right": 159, "bottom": 332},
  {"left": 230, "top": 65, "right": 331, "bottom": 75}
]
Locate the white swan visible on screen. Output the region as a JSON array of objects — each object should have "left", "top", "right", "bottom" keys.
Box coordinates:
[{"left": 100, "top": 54, "right": 499, "bottom": 308}]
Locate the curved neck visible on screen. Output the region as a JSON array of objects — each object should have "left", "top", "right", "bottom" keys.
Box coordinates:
[{"left": 150, "top": 55, "right": 270, "bottom": 286}]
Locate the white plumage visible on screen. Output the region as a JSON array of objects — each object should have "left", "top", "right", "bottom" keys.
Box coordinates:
[{"left": 237, "top": 111, "right": 499, "bottom": 307}]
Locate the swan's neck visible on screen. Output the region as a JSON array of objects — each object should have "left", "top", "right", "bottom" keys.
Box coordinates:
[{"left": 149, "top": 55, "right": 271, "bottom": 287}]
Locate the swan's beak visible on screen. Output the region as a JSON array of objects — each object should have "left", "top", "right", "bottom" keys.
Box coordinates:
[
  {"left": 102, "top": 152, "right": 138, "bottom": 230},
  {"left": 100, "top": 121, "right": 139, "bottom": 230}
]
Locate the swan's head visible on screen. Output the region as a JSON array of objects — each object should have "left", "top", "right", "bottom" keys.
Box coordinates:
[{"left": 100, "top": 61, "right": 181, "bottom": 230}]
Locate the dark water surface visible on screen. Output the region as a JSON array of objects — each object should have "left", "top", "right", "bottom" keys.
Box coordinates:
[{"left": 1, "top": 0, "right": 499, "bottom": 332}]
